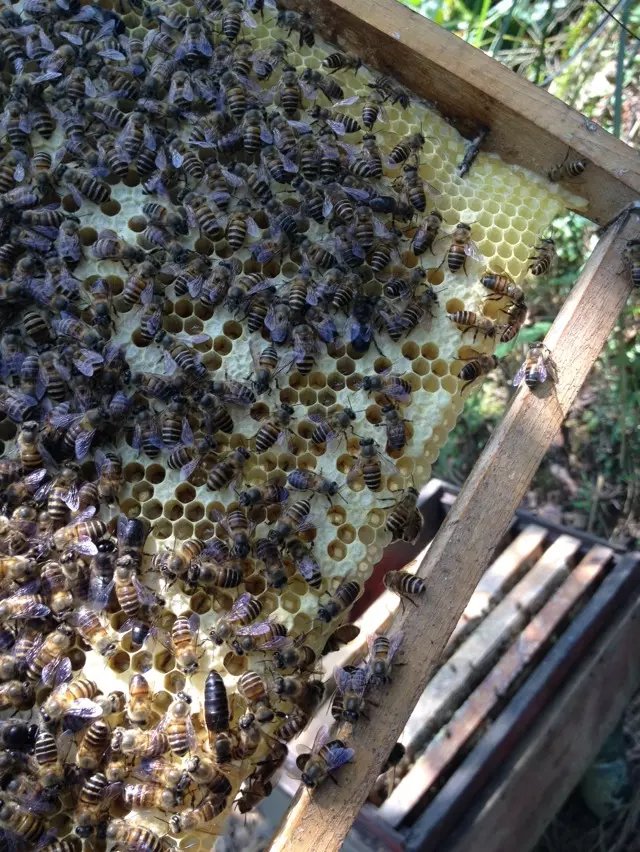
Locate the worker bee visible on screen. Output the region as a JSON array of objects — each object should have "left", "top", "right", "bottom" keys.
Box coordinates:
[
  {"left": 384, "top": 570, "right": 426, "bottom": 604},
  {"left": 322, "top": 51, "right": 362, "bottom": 73},
  {"left": 93, "top": 450, "right": 122, "bottom": 504},
  {"left": 513, "top": 342, "right": 558, "bottom": 389},
  {"left": 481, "top": 271, "right": 526, "bottom": 306},
  {"left": 384, "top": 487, "right": 423, "bottom": 542},
  {"left": 254, "top": 403, "right": 295, "bottom": 453},
  {"left": 438, "top": 222, "right": 483, "bottom": 274},
  {"left": 499, "top": 299, "right": 528, "bottom": 343},
  {"left": 0, "top": 680, "right": 34, "bottom": 711},
  {"left": 528, "top": 238, "right": 556, "bottom": 276},
  {"left": 75, "top": 771, "right": 122, "bottom": 838},
  {"left": 126, "top": 673, "right": 154, "bottom": 728},
  {"left": 317, "top": 579, "right": 361, "bottom": 623},
  {"left": 548, "top": 153, "right": 587, "bottom": 182},
  {"left": 308, "top": 405, "right": 357, "bottom": 447},
  {"left": 237, "top": 670, "right": 274, "bottom": 722},
  {"left": 209, "top": 376, "right": 257, "bottom": 407},
  {"left": 457, "top": 353, "right": 500, "bottom": 393},
  {"left": 347, "top": 438, "right": 397, "bottom": 492},
  {"left": 332, "top": 665, "right": 369, "bottom": 723},
  {"left": 268, "top": 497, "right": 314, "bottom": 545},
  {"left": 232, "top": 618, "right": 288, "bottom": 657},
  {"left": 116, "top": 513, "right": 150, "bottom": 572},
  {"left": 309, "top": 102, "right": 360, "bottom": 135},
  {"left": 168, "top": 614, "right": 201, "bottom": 675},
  {"left": 388, "top": 131, "right": 425, "bottom": 165},
  {"left": 106, "top": 820, "right": 166, "bottom": 852},
  {"left": 255, "top": 537, "right": 288, "bottom": 590},
  {"left": 211, "top": 507, "right": 255, "bottom": 558},
  {"left": 25, "top": 624, "right": 74, "bottom": 686},
  {"left": 359, "top": 370, "right": 413, "bottom": 404},
  {"left": 447, "top": 310, "right": 500, "bottom": 341},
  {"left": 365, "top": 631, "right": 404, "bottom": 688},
  {"left": 159, "top": 691, "right": 196, "bottom": 757},
  {"left": 375, "top": 403, "right": 411, "bottom": 453},
  {"left": 70, "top": 607, "right": 118, "bottom": 659},
  {"left": 287, "top": 468, "right": 342, "bottom": 502},
  {"left": 295, "top": 725, "right": 354, "bottom": 789},
  {"left": 170, "top": 795, "right": 228, "bottom": 834},
  {"left": 237, "top": 479, "right": 289, "bottom": 509},
  {"left": 209, "top": 592, "right": 263, "bottom": 646},
  {"left": 113, "top": 726, "right": 169, "bottom": 759},
  {"left": 277, "top": 9, "right": 315, "bottom": 47},
  {"left": 301, "top": 68, "right": 344, "bottom": 102},
  {"left": 40, "top": 676, "right": 102, "bottom": 727},
  {"left": 75, "top": 718, "right": 111, "bottom": 772},
  {"left": 0, "top": 800, "right": 48, "bottom": 847},
  {"left": 55, "top": 165, "right": 111, "bottom": 206},
  {"left": 624, "top": 239, "right": 640, "bottom": 287},
  {"left": 411, "top": 210, "right": 444, "bottom": 256}
]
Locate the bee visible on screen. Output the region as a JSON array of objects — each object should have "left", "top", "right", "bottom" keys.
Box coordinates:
[
  {"left": 287, "top": 468, "right": 342, "bottom": 502},
  {"left": 284, "top": 537, "right": 322, "bottom": 588},
  {"left": 396, "top": 163, "right": 428, "bottom": 212},
  {"left": 447, "top": 310, "right": 499, "bottom": 341},
  {"left": 309, "top": 103, "right": 360, "bottom": 135},
  {"left": 159, "top": 691, "right": 196, "bottom": 757},
  {"left": 25, "top": 624, "right": 74, "bottom": 686},
  {"left": 232, "top": 618, "right": 288, "bottom": 658},
  {"left": 295, "top": 726, "right": 354, "bottom": 789},
  {"left": 170, "top": 796, "right": 228, "bottom": 834},
  {"left": 75, "top": 719, "right": 111, "bottom": 771},
  {"left": 106, "top": 820, "right": 165, "bottom": 852},
  {"left": 40, "top": 676, "right": 101, "bottom": 727},
  {"left": 368, "top": 74, "right": 411, "bottom": 109},
  {"left": 253, "top": 404, "right": 294, "bottom": 454},
  {"left": 210, "top": 376, "right": 257, "bottom": 407},
  {"left": 366, "top": 631, "right": 404, "bottom": 688},
  {"left": 226, "top": 198, "right": 260, "bottom": 250},
  {"left": 481, "top": 271, "right": 526, "bottom": 306},
  {"left": 317, "top": 579, "right": 361, "bottom": 623},
  {"left": 277, "top": 9, "right": 314, "bottom": 47},
  {"left": 236, "top": 772, "right": 274, "bottom": 814},
  {"left": 499, "top": 300, "right": 528, "bottom": 343},
  {"left": 375, "top": 403, "right": 410, "bottom": 453},
  {"left": 209, "top": 592, "right": 263, "bottom": 647},
  {"left": 624, "top": 239, "right": 640, "bottom": 287},
  {"left": 126, "top": 673, "right": 154, "bottom": 728},
  {"left": 169, "top": 614, "right": 201, "bottom": 675},
  {"left": 116, "top": 513, "right": 150, "bottom": 572},
  {"left": 203, "top": 669, "right": 229, "bottom": 744},
  {"left": 548, "top": 154, "right": 587, "bottom": 181},
  {"left": 255, "top": 537, "right": 288, "bottom": 590},
  {"left": 114, "top": 726, "right": 169, "bottom": 759},
  {"left": 384, "top": 486, "right": 423, "bottom": 543},
  {"left": 347, "top": 438, "right": 397, "bottom": 492},
  {"left": 513, "top": 342, "right": 558, "bottom": 389},
  {"left": 92, "top": 450, "right": 122, "bottom": 504},
  {"left": 55, "top": 165, "right": 111, "bottom": 205},
  {"left": 323, "top": 51, "right": 362, "bottom": 73},
  {"left": 0, "top": 800, "right": 47, "bottom": 846},
  {"left": 384, "top": 570, "right": 426, "bottom": 604},
  {"left": 155, "top": 330, "right": 206, "bottom": 378},
  {"left": 0, "top": 680, "right": 34, "bottom": 711},
  {"left": 388, "top": 131, "right": 425, "bottom": 165},
  {"left": 439, "top": 222, "right": 482, "bottom": 274},
  {"left": 206, "top": 447, "right": 251, "bottom": 492},
  {"left": 273, "top": 636, "right": 317, "bottom": 672},
  {"left": 120, "top": 261, "right": 157, "bottom": 310},
  {"left": 123, "top": 781, "right": 181, "bottom": 812},
  {"left": 307, "top": 405, "right": 355, "bottom": 447},
  {"left": 75, "top": 772, "right": 121, "bottom": 837},
  {"left": 360, "top": 370, "right": 412, "bottom": 404},
  {"left": 528, "top": 238, "right": 556, "bottom": 276},
  {"left": 289, "top": 323, "right": 318, "bottom": 375},
  {"left": 331, "top": 665, "right": 369, "bottom": 723},
  {"left": 237, "top": 670, "right": 274, "bottom": 722},
  {"left": 268, "top": 497, "right": 313, "bottom": 544},
  {"left": 458, "top": 352, "right": 499, "bottom": 393},
  {"left": 301, "top": 68, "right": 344, "bottom": 102},
  {"left": 0, "top": 587, "right": 50, "bottom": 621}
]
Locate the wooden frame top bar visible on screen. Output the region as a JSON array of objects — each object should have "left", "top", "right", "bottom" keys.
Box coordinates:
[{"left": 281, "top": 0, "right": 640, "bottom": 225}]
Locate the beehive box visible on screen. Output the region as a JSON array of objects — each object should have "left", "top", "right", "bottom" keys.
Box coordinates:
[{"left": 0, "top": 0, "right": 595, "bottom": 847}]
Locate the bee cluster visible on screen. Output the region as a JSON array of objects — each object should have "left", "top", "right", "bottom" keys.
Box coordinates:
[{"left": 0, "top": 0, "right": 579, "bottom": 846}]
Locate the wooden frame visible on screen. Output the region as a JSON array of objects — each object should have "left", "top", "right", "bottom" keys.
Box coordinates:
[{"left": 268, "top": 3, "right": 640, "bottom": 850}]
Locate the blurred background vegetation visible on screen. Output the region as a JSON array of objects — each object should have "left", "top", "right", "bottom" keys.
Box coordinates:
[{"left": 398, "top": 0, "right": 640, "bottom": 546}]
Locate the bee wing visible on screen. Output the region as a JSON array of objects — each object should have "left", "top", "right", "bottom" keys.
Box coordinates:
[
  {"left": 235, "top": 618, "right": 275, "bottom": 638},
  {"left": 67, "top": 537, "right": 99, "bottom": 557},
  {"left": 42, "top": 656, "right": 73, "bottom": 688},
  {"left": 309, "top": 724, "right": 332, "bottom": 754},
  {"left": 512, "top": 363, "right": 526, "bottom": 388},
  {"left": 75, "top": 428, "right": 97, "bottom": 461},
  {"left": 387, "top": 630, "right": 405, "bottom": 660},
  {"left": 62, "top": 699, "right": 104, "bottom": 729},
  {"left": 131, "top": 574, "right": 159, "bottom": 609},
  {"left": 63, "top": 482, "right": 80, "bottom": 511},
  {"left": 180, "top": 457, "right": 201, "bottom": 481},
  {"left": 464, "top": 240, "right": 483, "bottom": 262}
]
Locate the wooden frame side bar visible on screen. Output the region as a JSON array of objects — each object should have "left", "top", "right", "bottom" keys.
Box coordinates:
[
  {"left": 282, "top": 0, "right": 640, "bottom": 225},
  {"left": 268, "top": 201, "right": 638, "bottom": 852}
]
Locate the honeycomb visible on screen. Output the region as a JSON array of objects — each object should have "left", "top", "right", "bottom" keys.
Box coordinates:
[{"left": 0, "top": 0, "right": 585, "bottom": 848}]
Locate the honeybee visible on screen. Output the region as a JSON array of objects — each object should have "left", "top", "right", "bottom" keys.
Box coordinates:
[
  {"left": 159, "top": 691, "right": 196, "bottom": 757},
  {"left": 481, "top": 271, "right": 526, "bottom": 306},
  {"left": 624, "top": 239, "right": 640, "bottom": 288},
  {"left": 254, "top": 403, "right": 295, "bottom": 453},
  {"left": 170, "top": 795, "right": 228, "bottom": 834},
  {"left": 457, "top": 353, "right": 500, "bottom": 393},
  {"left": 232, "top": 618, "right": 288, "bottom": 657},
  {"left": 528, "top": 238, "right": 556, "bottom": 276},
  {"left": 347, "top": 438, "right": 397, "bottom": 492},
  {"left": 237, "top": 670, "right": 274, "bottom": 722},
  {"left": 277, "top": 9, "right": 314, "bottom": 47},
  {"left": 548, "top": 154, "right": 587, "bottom": 182},
  {"left": 126, "top": 673, "right": 154, "bottom": 728},
  {"left": 366, "top": 631, "right": 404, "bottom": 688},
  {"left": 0, "top": 800, "right": 48, "bottom": 847},
  {"left": 106, "top": 820, "right": 166, "bottom": 852},
  {"left": 499, "top": 299, "right": 528, "bottom": 343},
  {"left": 206, "top": 447, "right": 251, "bottom": 492},
  {"left": 295, "top": 725, "right": 354, "bottom": 789},
  {"left": 93, "top": 450, "right": 123, "bottom": 504},
  {"left": 75, "top": 772, "right": 121, "bottom": 838},
  {"left": 309, "top": 103, "right": 360, "bottom": 135},
  {"left": 322, "top": 51, "right": 362, "bottom": 73},
  {"left": 359, "top": 371, "right": 413, "bottom": 404},
  {"left": 332, "top": 665, "right": 369, "bottom": 723},
  {"left": 75, "top": 718, "right": 111, "bottom": 772},
  {"left": 287, "top": 468, "right": 342, "bottom": 502},
  {"left": 25, "top": 624, "right": 74, "bottom": 686},
  {"left": 170, "top": 614, "right": 201, "bottom": 675},
  {"left": 209, "top": 593, "right": 262, "bottom": 648},
  {"left": 384, "top": 487, "right": 423, "bottom": 543},
  {"left": 513, "top": 342, "right": 558, "bottom": 389},
  {"left": 317, "top": 579, "right": 361, "bottom": 623},
  {"left": 40, "top": 676, "right": 102, "bottom": 727},
  {"left": 0, "top": 680, "right": 34, "bottom": 711},
  {"left": 113, "top": 726, "right": 169, "bottom": 759},
  {"left": 284, "top": 537, "right": 322, "bottom": 589},
  {"left": 388, "top": 131, "right": 425, "bottom": 165},
  {"left": 384, "top": 570, "right": 426, "bottom": 604},
  {"left": 447, "top": 310, "right": 500, "bottom": 341},
  {"left": 439, "top": 223, "right": 483, "bottom": 274},
  {"left": 238, "top": 480, "right": 289, "bottom": 509},
  {"left": 255, "top": 537, "right": 288, "bottom": 590}
]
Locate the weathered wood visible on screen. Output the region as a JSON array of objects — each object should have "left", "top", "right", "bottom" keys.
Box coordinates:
[
  {"left": 268, "top": 200, "right": 637, "bottom": 852},
  {"left": 399, "top": 534, "right": 579, "bottom": 754},
  {"left": 446, "top": 524, "right": 548, "bottom": 650},
  {"left": 404, "top": 553, "right": 640, "bottom": 851},
  {"left": 283, "top": 0, "right": 640, "bottom": 225},
  {"left": 442, "top": 560, "right": 640, "bottom": 852},
  {"left": 381, "top": 544, "right": 613, "bottom": 827}
]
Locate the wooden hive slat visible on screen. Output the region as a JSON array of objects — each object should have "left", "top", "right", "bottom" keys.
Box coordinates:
[{"left": 381, "top": 543, "right": 614, "bottom": 827}]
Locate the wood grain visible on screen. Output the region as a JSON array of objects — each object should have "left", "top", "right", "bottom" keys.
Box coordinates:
[
  {"left": 282, "top": 0, "right": 640, "bottom": 225},
  {"left": 268, "top": 201, "right": 638, "bottom": 852}
]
